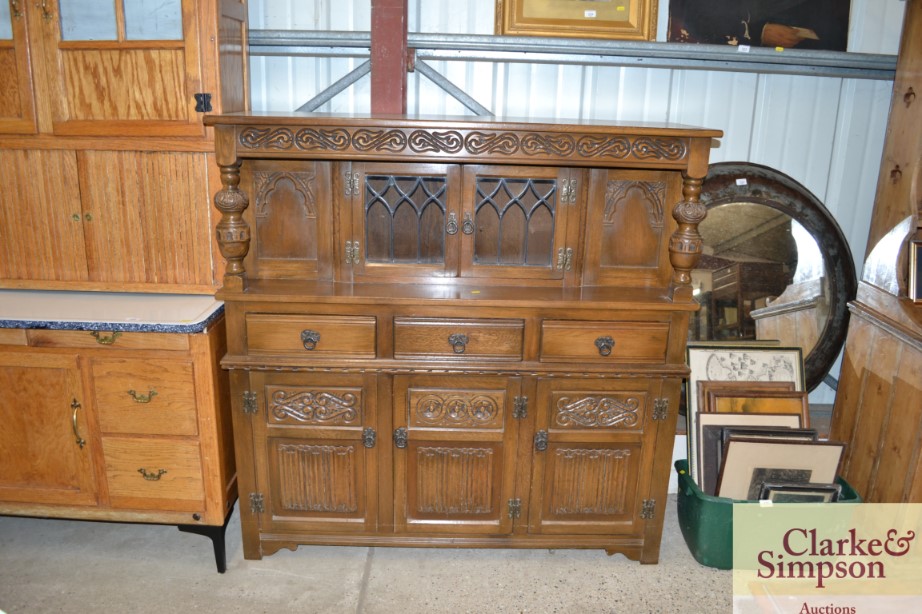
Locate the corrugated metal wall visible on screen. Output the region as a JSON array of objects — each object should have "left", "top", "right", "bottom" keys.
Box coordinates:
[{"left": 246, "top": 0, "right": 906, "bottom": 398}]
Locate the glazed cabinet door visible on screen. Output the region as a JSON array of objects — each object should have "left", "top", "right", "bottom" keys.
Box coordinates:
[
  {"left": 527, "top": 377, "right": 664, "bottom": 536},
  {"left": 241, "top": 160, "right": 334, "bottom": 281},
  {"left": 581, "top": 168, "right": 681, "bottom": 287},
  {"left": 343, "top": 162, "right": 462, "bottom": 282},
  {"left": 32, "top": 0, "right": 206, "bottom": 138},
  {"left": 0, "top": 0, "right": 37, "bottom": 134},
  {"left": 460, "top": 165, "right": 581, "bottom": 284},
  {"left": 247, "top": 372, "right": 378, "bottom": 534},
  {"left": 393, "top": 374, "right": 521, "bottom": 535},
  {"left": 0, "top": 351, "right": 97, "bottom": 506}
]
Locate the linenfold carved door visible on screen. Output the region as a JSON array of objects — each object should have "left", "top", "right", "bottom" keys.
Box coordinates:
[
  {"left": 393, "top": 374, "right": 521, "bottom": 535},
  {"left": 248, "top": 372, "right": 379, "bottom": 534}
]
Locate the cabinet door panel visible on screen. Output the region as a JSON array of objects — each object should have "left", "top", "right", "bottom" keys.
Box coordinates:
[
  {"left": 0, "top": 352, "right": 97, "bottom": 506},
  {"left": 249, "top": 372, "right": 377, "bottom": 533},
  {"left": 0, "top": 1, "right": 37, "bottom": 134},
  {"left": 528, "top": 377, "right": 661, "bottom": 536},
  {"left": 36, "top": 0, "right": 205, "bottom": 137},
  {"left": 582, "top": 169, "right": 681, "bottom": 287},
  {"left": 0, "top": 149, "right": 88, "bottom": 282},
  {"left": 78, "top": 150, "right": 214, "bottom": 287},
  {"left": 393, "top": 375, "right": 519, "bottom": 535}
]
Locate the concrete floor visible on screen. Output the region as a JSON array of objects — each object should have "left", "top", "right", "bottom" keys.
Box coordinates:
[{"left": 0, "top": 496, "right": 730, "bottom": 614}]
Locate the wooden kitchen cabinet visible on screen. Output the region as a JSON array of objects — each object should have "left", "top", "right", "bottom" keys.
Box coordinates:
[
  {"left": 0, "top": 0, "right": 248, "bottom": 292},
  {"left": 206, "top": 114, "right": 720, "bottom": 563},
  {"left": 0, "top": 292, "right": 237, "bottom": 571}
]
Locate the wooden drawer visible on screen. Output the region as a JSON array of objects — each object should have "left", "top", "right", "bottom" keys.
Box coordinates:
[
  {"left": 102, "top": 437, "right": 204, "bottom": 509},
  {"left": 247, "top": 314, "right": 376, "bottom": 357},
  {"left": 27, "top": 329, "right": 189, "bottom": 351},
  {"left": 394, "top": 317, "right": 524, "bottom": 360},
  {"left": 0, "top": 329, "right": 28, "bottom": 345},
  {"left": 540, "top": 320, "right": 669, "bottom": 363},
  {"left": 92, "top": 359, "right": 198, "bottom": 436}
]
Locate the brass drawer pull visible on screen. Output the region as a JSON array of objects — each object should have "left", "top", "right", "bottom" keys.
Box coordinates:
[
  {"left": 138, "top": 468, "right": 167, "bottom": 481},
  {"left": 91, "top": 331, "right": 122, "bottom": 345},
  {"left": 127, "top": 389, "right": 158, "bottom": 404},
  {"left": 71, "top": 398, "right": 86, "bottom": 449},
  {"left": 461, "top": 212, "right": 475, "bottom": 235},
  {"left": 595, "top": 336, "right": 615, "bottom": 357},
  {"left": 448, "top": 333, "right": 469, "bottom": 354},
  {"left": 446, "top": 212, "right": 459, "bottom": 235},
  {"left": 300, "top": 329, "right": 321, "bottom": 350}
]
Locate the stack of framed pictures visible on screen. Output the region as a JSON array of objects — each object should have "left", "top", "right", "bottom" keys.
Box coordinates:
[{"left": 686, "top": 343, "right": 846, "bottom": 501}]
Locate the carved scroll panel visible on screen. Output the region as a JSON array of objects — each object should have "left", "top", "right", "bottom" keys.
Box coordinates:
[
  {"left": 266, "top": 385, "right": 362, "bottom": 427},
  {"left": 551, "top": 392, "right": 646, "bottom": 431}
]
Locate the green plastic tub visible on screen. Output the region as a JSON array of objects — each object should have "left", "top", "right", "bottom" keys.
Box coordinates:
[{"left": 674, "top": 459, "right": 861, "bottom": 570}]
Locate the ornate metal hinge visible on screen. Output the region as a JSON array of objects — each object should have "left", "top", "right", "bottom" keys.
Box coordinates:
[
  {"left": 559, "top": 178, "right": 578, "bottom": 205},
  {"left": 194, "top": 93, "right": 212, "bottom": 113},
  {"left": 362, "top": 427, "right": 377, "bottom": 448},
  {"left": 534, "top": 430, "right": 548, "bottom": 452},
  {"left": 508, "top": 498, "right": 522, "bottom": 519},
  {"left": 344, "top": 172, "right": 360, "bottom": 196},
  {"left": 652, "top": 398, "right": 668, "bottom": 421},
  {"left": 513, "top": 396, "right": 528, "bottom": 419},
  {"left": 242, "top": 391, "right": 258, "bottom": 415},
  {"left": 345, "top": 240, "right": 361, "bottom": 265},
  {"left": 641, "top": 499, "right": 656, "bottom": 520},
  {"left": 249, "top": 493, "right": 265, "bottom": 514},
  {"left": 556, "top": 247, "right": 573, "bottom": 271}
]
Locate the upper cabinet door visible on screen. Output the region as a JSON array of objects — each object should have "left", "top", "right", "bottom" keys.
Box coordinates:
[
  {"left": 33, "top": 0, "right": 206, "bottom": 138},
  {"left": 346, "top": 162, "right": 462, "bottom": 283},
  {"left": 460, "top": 165, "right": 580, "bottom": 285},
  {"left": 0, "top": 0, "right": 38, "bottom": 134},
  {"left": 581, "top": 169, "right": 682, "bottom": 288}
]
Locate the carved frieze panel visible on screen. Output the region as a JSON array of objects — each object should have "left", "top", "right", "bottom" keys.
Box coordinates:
[
  {"left": 552, "top": 393, "right": 644, "bottom": 430},
  {"left": 237, "top": 126, "right": 689, "bottom": 166},
  {"left": 604, "top": 180, "right": 665, "bottom": 229},
  {"left": 275, "top": 442, "right": 358, "bottom": 513},
  {"left": 415, "top": 446, "right": 494, "bottom": 515},
  {"left": 267, "top": 386, "right": 361, "bottom": 426},
  {"left": 253, "top": 171, "right": 316, "bottom": 217},
  {"left": 548, "top": 448, "right": 632, "bottom": 516},
  {"left": 408, "top": 388, "right": 505, "bottom": 429}
]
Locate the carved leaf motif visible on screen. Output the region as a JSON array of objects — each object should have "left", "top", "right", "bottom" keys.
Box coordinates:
[
  {"left": 604, "top": 180, "right": 666, "bottom": 228},
  {"left": 270, "top": 388, "right": 359, "bottom": 424},
  {"left": 408, "top": 130, "right": 464, "bottom": 154},
  {"left": 352, "top": 129, "right": 408, "bottom": 152},
  {"left": 521, "top": 134, "right": 576, "bottom": 157},
  {"left": 239, "top": 127, "right": 295, "bottom": 149},
  {"left": 632, "top": 137, "right": 688, "bottom": 161},
  {"left": 465, "top": 131, "right": 520, "bottom": 155},
  {"left": 555, "top": 395, "right": 641, "bottom": 428},
  {"left": 294, "top": 128, "right": 350, "bottom": 151},
  {"left": 254, "top": 171, "right": 316, "bottom": 217},
  {"left": 577, "top": 135, "right": 632, "bottom": 159}
]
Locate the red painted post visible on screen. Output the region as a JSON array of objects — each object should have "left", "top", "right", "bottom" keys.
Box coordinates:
[{"left": 370, "top": 0, "right": 408, "bottom": 114}]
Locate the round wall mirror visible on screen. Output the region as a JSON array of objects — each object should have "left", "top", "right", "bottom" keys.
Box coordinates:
[{"left": 689, "top": 162, "right": 858, "bottom": 391}]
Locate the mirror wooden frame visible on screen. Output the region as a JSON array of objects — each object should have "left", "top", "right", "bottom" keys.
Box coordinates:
[{"left": 697, "top": 162, "right": 858, "bottom": 391}]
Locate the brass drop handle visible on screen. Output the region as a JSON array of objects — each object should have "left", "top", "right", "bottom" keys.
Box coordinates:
[
  {"left": 127, "top": 389, "right": 157, "bottom": 404},
  {"left": 448, "top": 333, "right": 469, "bottom": 354},
  {"left": 534, "top": 430, "right": 548, "bottom": 452},
  {"left": 446, "top": 212, "right": 459, "bottom": 235},
  {"left": 138, "top": 468, "right": 167, "bottom": 481},
  {"left": 461, "top": 212, "right": 475, "bottom": 235},
  {"left": 393, "top": 427, "right": 408, "bottom": 449},
  {"left": 91, "top": 331, "right": 122, "bottom": 345},
  {"left": 595, "top": 336, "right": 615, "bottom": 357},
  {"left": 71, "top": 398, "right": 86, "bottom": 449},
  {"left": 300, "top": 329, "right": 320, "bottom": 350}
]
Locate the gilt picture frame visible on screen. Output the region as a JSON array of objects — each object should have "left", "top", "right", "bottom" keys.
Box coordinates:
[{"left": 496, "top": 0, "right": 657, "bottom": 41}]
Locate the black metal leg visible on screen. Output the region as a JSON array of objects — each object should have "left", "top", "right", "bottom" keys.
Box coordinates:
[{"left": 178, "top": 506, "right": 234, "bottom": 573}]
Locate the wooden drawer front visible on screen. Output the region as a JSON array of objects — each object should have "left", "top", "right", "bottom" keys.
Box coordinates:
[
  {"left": 27, "top": 329, "right": 190, "bottom": 351},
  {"left": 247, "top": 314, "right": 376, "bottom": 357},
  {"left": 0, "top": 329, "right": 28, "bottom": 345},
  {"left": 540, "top": 321, "right": 669, "bottom": 363},
  {"left": 93, "top": 359, "right": 198, "bottom": 437},
  {"left": 394, "top": 318, "right": 524, "bottom": 360},
  {"left": 102, "top": 438, "right": 204, "bottom": 508}
]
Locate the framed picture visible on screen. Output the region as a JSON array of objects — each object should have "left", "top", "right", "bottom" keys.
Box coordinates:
[
  {"left": 910, "top": 239, "right": 921, "bottom": 303},
  {"left": 689, "top": 379, "right": 795, "bottom": 485},
  {"left": 759, "top": 482, "right": 842, "bottom": 503},
  {"left": 705, "top": 389, "right": 810, "bottom": 425},
  {"left": 496, "top": 0, "right": 657, "bottom": 41},
  {"left": 667, "top": 0, "right": 850, "bottom": 51},
  {"left": 697, "top": 412, "right": 803, "bottom": 494},
  {"left": 716, "top": 439, "right": 845, "bottom": 501},
  {"left": 685, "top": 344, "right": 804, "bottom": 481}
]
